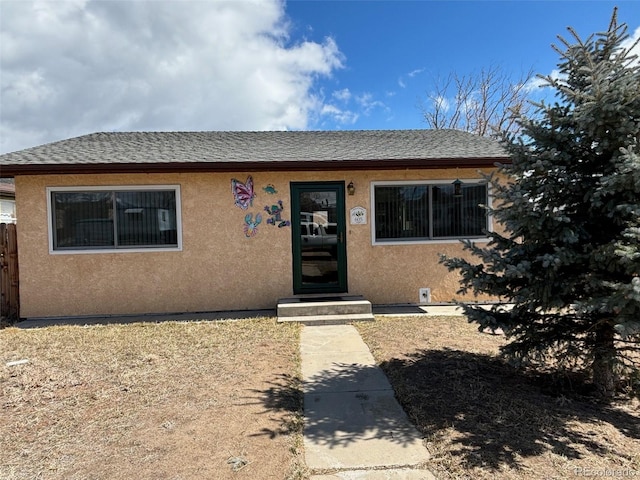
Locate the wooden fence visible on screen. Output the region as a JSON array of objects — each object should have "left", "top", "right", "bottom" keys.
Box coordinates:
[{"left": 1, "top": 223, "right": 19, "bottom": 322}]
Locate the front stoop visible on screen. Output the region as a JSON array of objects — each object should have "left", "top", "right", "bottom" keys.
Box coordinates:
[{"left": 277, "top": 295, "right": 375, "bottom": 325}]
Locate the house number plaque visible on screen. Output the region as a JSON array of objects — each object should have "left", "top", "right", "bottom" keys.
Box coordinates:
[{"left": 350, "top": 206, "right": 367, "bottom": 225}]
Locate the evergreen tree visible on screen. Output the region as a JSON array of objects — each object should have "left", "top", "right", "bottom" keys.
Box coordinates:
[{"left": 442, "top": 9, "right": 640, "bottom": 398}]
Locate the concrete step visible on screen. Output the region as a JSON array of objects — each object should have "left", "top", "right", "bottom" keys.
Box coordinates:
[
  {"left": 277, "top": 295, "right": 374, "bottom": 324},
  {"left": 278, "top": 300, "right": 373, "bottom": 317},
  {"left": 278, "top": 313, "right": 375, "bottom": 325}
]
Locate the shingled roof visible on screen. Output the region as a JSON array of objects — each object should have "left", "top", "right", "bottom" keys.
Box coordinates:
[{"left": 0, "top": 129, "right": 509, "bottom": 176}]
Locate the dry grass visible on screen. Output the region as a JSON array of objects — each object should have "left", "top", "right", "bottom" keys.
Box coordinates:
[
  {"left": 1, "top": 318, "right": 305, "bottom": 480},
  {"left": 4, "top": 314, "right": 638, "bottom": 480},
  {"left": 356, "top": 316, "right": 640, "bottom": 480}
]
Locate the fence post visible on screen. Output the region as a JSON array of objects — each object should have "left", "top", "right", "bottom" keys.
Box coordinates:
[{"left": 0, "top": 222, "right": 19, "bottom": 323}]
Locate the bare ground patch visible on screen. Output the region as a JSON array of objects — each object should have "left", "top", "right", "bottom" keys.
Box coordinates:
[
  {"left": 356, "top": 316, "right": 640, "bottom": 479},
  {"left": 1, "top": 319, "right": 305, "bottom": 480}
]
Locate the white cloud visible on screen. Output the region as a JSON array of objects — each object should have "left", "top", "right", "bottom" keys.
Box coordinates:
[
  {"left": 525, "top": 69, "right": 564, "bottom": 92},
  {"left": 397, "top": 67, "right": 424, "bottom": 89},
  {"left": 332, "top": 88, "right": 352, "bottom": 102},
  {"left": 621, "top": 25, "right": 640, "bottom": 66},
  {"left": 320, "top": 104, "right": 358, "bottom": 125},
  {"left": 0, "top": 0, "right": 344, "bottom": 153},
  {"left": 356, "top": 93, "right": 387, "bottom": 116},
  {"left": 326, "top": 87, "right": 387, "bottom": 122},
  {"left": 434, "top": 95, "right": 450, "bottom": 112}
]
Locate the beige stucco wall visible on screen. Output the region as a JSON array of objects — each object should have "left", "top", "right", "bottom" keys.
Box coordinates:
[{"left": 15, "top": 168, "right": 498, "bottom": 318}]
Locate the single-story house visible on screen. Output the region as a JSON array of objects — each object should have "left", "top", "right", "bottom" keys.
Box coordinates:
[{"left": 0, "top": 129, "right": 509, "bottom": 319}]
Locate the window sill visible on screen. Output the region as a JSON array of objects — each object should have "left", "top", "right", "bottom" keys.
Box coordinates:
[
  {"left": 372, "top": 237, "right": 491, "bottom": 246},
  {"left": 49, "top": 246, "right": 182, "bottom": 255}
]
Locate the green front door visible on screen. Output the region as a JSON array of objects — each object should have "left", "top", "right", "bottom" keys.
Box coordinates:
[{"left": 291, "top": 182, "right": 347, "bottom": 294}]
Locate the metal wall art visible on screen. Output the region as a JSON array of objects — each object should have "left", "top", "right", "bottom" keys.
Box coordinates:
[
  {"left": 264, "top": 200, "right": 291, "bottom": 228},
  {"left": 243, "top": 213, "right": 262, "bottom": 238},
  {"left": 263, "top": 184, "right": 278, "bottom": 195},
  {"left": 231, "top": 176, "right": 256, "bottom": 210},
  {"left": 231, "top": 178, "right": 290, "bottom": 237}
]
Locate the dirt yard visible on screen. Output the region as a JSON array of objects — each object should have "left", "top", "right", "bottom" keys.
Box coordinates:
[
  {"left": 1, "top": 319, "right": 305, "bottom": 480},
  {"left": 3, "top": 315, "right": 638, "bottom": 480},
  {"left": 356, "top": 316, "right": 640, "bottom": 480}
]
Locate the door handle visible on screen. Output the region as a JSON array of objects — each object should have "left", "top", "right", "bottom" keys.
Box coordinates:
[{"left": 338, "top": 232, "right": 344, "bottom": 243}]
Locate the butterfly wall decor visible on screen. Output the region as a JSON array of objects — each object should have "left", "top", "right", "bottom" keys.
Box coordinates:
[{"left": 231, "top": 176, "right": 256, "bottom": 210}]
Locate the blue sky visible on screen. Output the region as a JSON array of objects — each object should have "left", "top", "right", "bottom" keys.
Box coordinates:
[
  {"left": 287, "top": 0, "right": 640, "bottom": 130},
  {"left": 1, "top": 0, "right": 639, "bottom": 154}
]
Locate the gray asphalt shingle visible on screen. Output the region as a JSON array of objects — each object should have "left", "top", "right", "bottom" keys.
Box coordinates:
[{"left": 0, "top": 129, "right": 508, "bottom": 174}]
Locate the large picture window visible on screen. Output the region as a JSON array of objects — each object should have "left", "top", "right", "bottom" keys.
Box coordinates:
[
  {"left": 372, "top": 181, "right": 489, "bottom": 243},
  {"left": 48, "top": 186, "right": 181, "bottom": 252}
]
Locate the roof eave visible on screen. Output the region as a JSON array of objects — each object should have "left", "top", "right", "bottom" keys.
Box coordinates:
[{"left": 0, "top": 157, "right": 510, "bottom": 177}]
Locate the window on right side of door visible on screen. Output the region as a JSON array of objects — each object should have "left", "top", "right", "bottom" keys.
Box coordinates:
[{"left": 373, "top": 181, "right": 489, "bottom": 243}]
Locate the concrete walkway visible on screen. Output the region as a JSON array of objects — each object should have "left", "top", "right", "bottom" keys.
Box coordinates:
[{"left": 300, "top": 325, "right": 435, "bottom": 479}]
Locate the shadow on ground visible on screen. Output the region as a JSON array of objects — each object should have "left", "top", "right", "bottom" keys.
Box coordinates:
[
  {"left": 14, "top": 310, "right": 276, "bottom": 328},
  {"left": 379, "top": 348, "right": 640, "bottom": 472},
  {"left": 250, "top": 373, "right": 304, "bottom": 440},
  {"left": 255, "top": 363, "right": 425, "bottom": 449}
]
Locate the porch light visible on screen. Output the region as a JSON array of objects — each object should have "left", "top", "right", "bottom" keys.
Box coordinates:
[
  {"left": 452, "top": 178, "right": 463, "bottom": 198},
  {"left": 347, "top": 181, "right": 355, "bottom": 195}
]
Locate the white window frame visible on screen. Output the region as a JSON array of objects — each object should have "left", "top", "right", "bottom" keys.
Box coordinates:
[
  {"left": 370, "top": 179, "right": 493, "bottom": 245},
  {"left": 46, "top": 185, "right": 183, "bottom": 254},
  {"left": 0, "top": 199, "right": 16, "bottom": 223}
]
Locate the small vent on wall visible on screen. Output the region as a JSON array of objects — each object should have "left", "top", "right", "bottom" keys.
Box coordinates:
[{"left": 419, "top": 288, "right": 431, "bottom": 304}]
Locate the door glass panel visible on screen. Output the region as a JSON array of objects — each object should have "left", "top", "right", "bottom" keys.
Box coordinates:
[{"left": 298, "top": 190, "right": 338, "bottom": 287}]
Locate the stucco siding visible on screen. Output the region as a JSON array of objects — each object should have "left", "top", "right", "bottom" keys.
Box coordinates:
[
  {"left": 345, "top": 169, "right": 494, "bottom": 304},
  {"left": 16, "top": 168, "right": 497, "bottom": 318}
]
